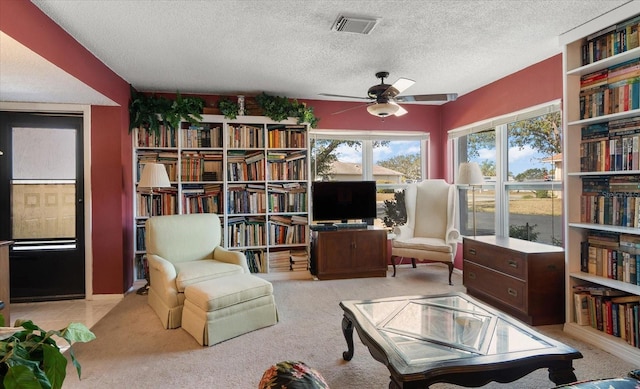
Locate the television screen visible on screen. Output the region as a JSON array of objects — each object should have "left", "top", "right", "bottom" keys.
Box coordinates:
[{"left": 311, "top": 180, "right": 377, "bottom": 223}]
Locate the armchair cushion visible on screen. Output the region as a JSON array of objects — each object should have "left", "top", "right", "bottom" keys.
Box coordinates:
[
  {"left": 174, "top": 260, "right": 244, "bottom": 292},
  {"left": 392, "top": 237, "right": 452, "bottom": 253}
]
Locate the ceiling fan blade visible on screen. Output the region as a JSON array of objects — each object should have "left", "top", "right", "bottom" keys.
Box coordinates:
[
  {"left": 396, "top": 93, "right": 458, "bottom": 102},
  {"left": 319, "top": 93, "right": 371, "bottom": 101},
  {"left": 382, "top": 77, "right": 415, "bottom": 98},
  {"left": 331, "top": 103, "right": 370, "bottom": 115}
]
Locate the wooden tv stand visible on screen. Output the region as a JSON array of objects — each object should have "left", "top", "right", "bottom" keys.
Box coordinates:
[{"left": 311, "top": 227, "right": 387, "bottom": 280}]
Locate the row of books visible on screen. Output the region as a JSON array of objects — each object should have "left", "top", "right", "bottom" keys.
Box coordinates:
[
  {"left": 269, "top": 215, "right": 309, "bottom": 245},
  {"left": 581, "top": 14, "right": 639, "bottom": 66},
  {"left": 267, "top": 158, "right": 307, "bottom": 181},
  {"left": 580, "top": 117, "right": 640, "bottom": 172},
  {"left": 579, "top": 59, "right": 640, "bottom": 120},
  {"left": 228, "top": 217, "right": 266, "bottom": 247},
  {"left": 135, "top": 254, "right": 147, "bottom": 280},
  {"left": 181, "top": 124, "right": 222, "bottom": 148},
  {"left": 135, "top": 221, "right": 146, "bottom": 251},
  {"left": 245, "top": 250, "right": 267, "bottom": 273},
  {"left": 268, "top": 223, "right": 308, "bottom": 245},
  {"left": 227, "top": 185, "right": 267, "bottom": 214},
  {"left": 581, "top": 175, "right": 640, "bottom": 227},
  {"left": 574, "top": 286, "right": 640, "bottom": 348},
  {"left": 581, "top": 232, "right": 640, "bottom": 284},
  {"left": 182, "top": 190, "right": 222, "bottom": 214},
  {"left": 135, "top": 189, "right": 178, "bottom": 217},
  {"left": 228, "top": 124, "right": 264, "bottom": 148},
  {"left": 137, "top": 123, "right": 308, "bottom": 150},
  {"left": 180, "top": 151, "right": 223, "bottom": 182},
  {"left": 135, "top": 125, "right": 178, "bottom": 148},
  {"left": 268, "top": 191, "right": 307, "bottom": 213},
  {"left": 227, "top": 151, "right": 266, "bottom": 181},
  {"left": 267, "top": 126, "right": 307, "bottom": 149}
]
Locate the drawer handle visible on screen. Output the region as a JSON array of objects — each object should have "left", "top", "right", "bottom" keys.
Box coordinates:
[
  {"left": 468, "top": 272, "right": 476, "bottom": 280},
  {"left": 507, "top": 288, "right": 518, "bottom": 297},
  {"left": 469, "top": 248, "right": 476, "bottom": 255},
  {"left": 508, "top": 259, "right": 518, "bottom": 268}
]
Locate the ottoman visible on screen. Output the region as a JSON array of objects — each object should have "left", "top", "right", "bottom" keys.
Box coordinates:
[{"left": 181, "top": 274, "right": 278, "bottom": 346}]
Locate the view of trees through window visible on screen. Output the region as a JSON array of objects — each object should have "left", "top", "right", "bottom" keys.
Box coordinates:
[
  {"left": 311, "top": 135, "right": 425, "bottom": 228},
  {"left": 456, "top": 110, "right": 563, "bottom": 246}
]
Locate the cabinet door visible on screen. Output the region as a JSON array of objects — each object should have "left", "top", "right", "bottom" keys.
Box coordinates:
[
  {"left": 317, "top": 232, "right": 355, "bottom": 275},
  {"left": 353, "top": 230, "right": 385, "bottom": 269}
]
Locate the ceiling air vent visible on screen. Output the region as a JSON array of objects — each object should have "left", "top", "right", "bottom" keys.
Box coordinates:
[{"left": 332, "top": 15, "right": 380, "bottom": 35}]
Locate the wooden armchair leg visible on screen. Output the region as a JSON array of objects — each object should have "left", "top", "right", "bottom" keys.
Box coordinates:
[
  {"left": 411, "top": 258, "right": 417, "bottom": 268},
  {"left": 447, "top": 263, "right": 454, "bottom": 286},
  {"left": 391, "top": 255, "right": 397, "bottom": 277}
]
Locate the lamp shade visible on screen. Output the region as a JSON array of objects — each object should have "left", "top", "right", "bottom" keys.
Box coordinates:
[
  {"left": 367, "top": 102, "right": 400, "bottom": 117},
  {"left": 457, "top": 162, "right": 484, "bottom": 185},
  {"left": 138, "top": 163, "right": 171, "bottom": 188}
]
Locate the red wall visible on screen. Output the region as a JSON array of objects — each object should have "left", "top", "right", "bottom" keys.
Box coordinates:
[
  {"left": 440, "top": 55, "right": 563, "bottom": 180},
  {"left": 1, "top": 0, "right": 133, "bottom": 294}
]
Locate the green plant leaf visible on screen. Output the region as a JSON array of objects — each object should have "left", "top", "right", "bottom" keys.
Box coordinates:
[
  {"left": 59, "top": 323, "right": 95, "bottom": 344},
  {"left": 3, "top": 364, "right": 46, "bottom": 389},
  {"left": 41, "top": 344, "right": 65, "bottom": 389},
  {"left": 1, "top": 321, "right": 94, "bottom": 388}
]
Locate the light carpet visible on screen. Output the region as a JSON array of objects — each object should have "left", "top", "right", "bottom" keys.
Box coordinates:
[{"left": 63, "top": 264, "right": 635, "bottom": 388}]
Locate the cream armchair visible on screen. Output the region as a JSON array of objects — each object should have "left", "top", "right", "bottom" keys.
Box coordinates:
[
  {"left": 391, "top": 179, "right": 459, "bottom": 285},
  {"left": 146, "top": 213, "right": 249, "bottom": 329}
]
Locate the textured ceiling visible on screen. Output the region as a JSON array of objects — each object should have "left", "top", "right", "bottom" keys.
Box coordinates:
[{"left": 0, "top": 0, "right": 634, "bottom": 106}]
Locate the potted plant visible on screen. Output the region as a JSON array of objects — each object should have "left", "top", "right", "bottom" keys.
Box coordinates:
[
  {"left": 0, "top": 314, "right": 95, "bottom": 389},
  {"left": 383, "top": 190, "right": 407, "bottom": 229},
  {"left": 129, "top": 88, "right": 205, "bottom": 135}
]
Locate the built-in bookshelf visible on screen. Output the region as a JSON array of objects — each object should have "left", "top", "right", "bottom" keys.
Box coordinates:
[
  {"left": 133, "top": 115, "right": 311, "bottom": 281},
  {"left": 561, "top": 3, "right": 640, "bottom": 364}
]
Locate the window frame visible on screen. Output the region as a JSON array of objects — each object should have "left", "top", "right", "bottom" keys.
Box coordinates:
[
  {"left": 309, "top": 130, "right": 430, "bottom": 190},
  {"left": 449, "top": 100, "right": 563, "bottom": 242}
]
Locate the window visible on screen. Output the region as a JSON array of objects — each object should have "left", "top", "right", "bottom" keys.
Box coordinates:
[
  {"left": 310, "top": 130, "right": 429, "bottom": 228},
  {"left": 449, "top": 101, "right": 563, "bottom": 246}
]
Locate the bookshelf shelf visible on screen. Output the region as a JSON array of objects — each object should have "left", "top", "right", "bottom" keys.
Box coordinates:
[
  {"left": 567, "top": 46, "right": 640, "bottom": 76},
  {"left": 133, "top": 115, "right": 311, "bottom": 280},
  {"left": 561, "top": 4, "right": 640, "bottom": 364}
]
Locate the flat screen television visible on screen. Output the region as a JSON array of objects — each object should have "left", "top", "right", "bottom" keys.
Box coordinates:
[{"left": 311, "top": 180, "right": 377, "bottom": 223}]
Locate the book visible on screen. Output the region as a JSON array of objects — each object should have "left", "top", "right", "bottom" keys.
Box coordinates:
[{"left": 574, "top": 292, "right": 591, "bottom": 325}]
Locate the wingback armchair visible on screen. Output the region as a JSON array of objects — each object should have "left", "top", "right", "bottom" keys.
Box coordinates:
[
  {"left": 146, "top": 213, "right": 249, "bottom": 329},
  {"left": 390, "top": 179, "right": 460, "bottom": 285}
]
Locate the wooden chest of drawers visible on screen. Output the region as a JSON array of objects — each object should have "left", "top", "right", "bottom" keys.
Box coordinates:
[{"left": 463, "top": 236, "right": 565, "bottom": 325}]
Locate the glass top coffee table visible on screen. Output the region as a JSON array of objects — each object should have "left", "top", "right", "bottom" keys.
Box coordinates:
[{"left": 340, "top": 292, "right": 582, "bottom": 388}]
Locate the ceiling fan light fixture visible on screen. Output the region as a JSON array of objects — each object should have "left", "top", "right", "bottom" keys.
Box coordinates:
[{"left": 367, "top": 102, "right": 400, "bottom": 117}]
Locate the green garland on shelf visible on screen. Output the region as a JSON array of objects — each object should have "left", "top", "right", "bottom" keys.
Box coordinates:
[
  {"left": 129, "top": 88, "right": 204, "bottom": 134},
  {"left": 256, "top": 92, "right": 319, "bottom": 128},
  {"left": 217, "top": 97, "right": 240, "bottom": 120}
]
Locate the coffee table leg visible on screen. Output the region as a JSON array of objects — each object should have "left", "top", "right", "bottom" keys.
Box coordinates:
[
  {"left": 342, "top": 315, "right": 355, "bottom": 361},
  {"left": 548, "top": 362, "right": 577, "bottom": 385}
]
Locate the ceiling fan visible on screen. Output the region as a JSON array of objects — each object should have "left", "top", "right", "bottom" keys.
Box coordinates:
[{"left": 320, "top": 71, "right": 458, "bottom": 118}]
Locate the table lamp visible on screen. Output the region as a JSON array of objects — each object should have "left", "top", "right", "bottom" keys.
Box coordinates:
[
  {"left": 138, "top": 162, "right": 171, "bottom": 216},
  {"left": 136, "top": 162, "right": 170, "bottom": 295},
  {"left": 457, "top": 162, "right": 484, "bottom": 237}
]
